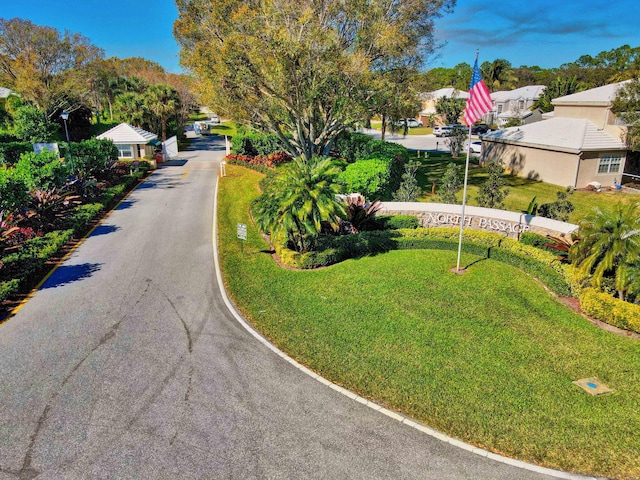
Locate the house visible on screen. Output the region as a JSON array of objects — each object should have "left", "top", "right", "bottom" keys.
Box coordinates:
[
  {"left": 418, "top": 88, "right": 468, "bottom": 126},
  {"left": 96, "top": 123, "right": 160, "bottom": 160},
  {"left": 485, "top": 85, "right": 546, "bottom": 126},
  {"left": 0, "top": 86, "right": 14, "bottom": 110},
  {"left": 481, "top": 81, "right": 630, "bottom": 189}
]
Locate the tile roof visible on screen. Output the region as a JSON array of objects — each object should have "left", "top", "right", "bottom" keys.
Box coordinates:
[
  {"left": 96, "top": 123, "right": 158, "bottom": 144},
  {"left": 552, "top": 80, "right": 631, "bottom": 106},
  {"left": 482, "top": 117, "right": 626, "bottom": 153},
  {"left": 491, "top": 85, "right": 545, "bottom": 102}
]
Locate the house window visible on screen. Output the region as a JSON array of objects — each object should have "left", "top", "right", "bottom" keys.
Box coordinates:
[
  {"left": 518, "top": 99, "right": 525, "bottom": 110},
  {"left": 497, "top": 104, "right": 503, "bottom": 114},
  {"left": 117, "top": 144, "right": 133, "bottom": 158},
  {"left": 597, "top": 154, "right": 623, "bottom": 174}
]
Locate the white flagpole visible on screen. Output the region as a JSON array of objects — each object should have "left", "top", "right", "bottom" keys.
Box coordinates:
[{"left": 456, "top": 125, "right": 473, "bottom": 272}]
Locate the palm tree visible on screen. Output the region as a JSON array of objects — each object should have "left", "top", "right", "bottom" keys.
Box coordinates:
[
  {"left": 143, "top": 84, "right": 180, "bottom": 141},
  {"left": 570, "top": 203, "right": 640, "bottom": 300},
  {"left": 252, "top": 157, "right": 345, "bottom": 252}
]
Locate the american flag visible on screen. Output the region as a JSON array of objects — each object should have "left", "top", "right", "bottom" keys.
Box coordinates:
[{"left": 464, "top": 57, "right": 493, "bottom": 126}]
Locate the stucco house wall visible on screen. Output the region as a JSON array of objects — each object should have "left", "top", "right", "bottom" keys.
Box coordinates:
[
  {"left": 577, "top": 150, "right": 626, "bottom": 187},
  {"left": 483, "top": 141, "right": 579, "bottom": 187}
]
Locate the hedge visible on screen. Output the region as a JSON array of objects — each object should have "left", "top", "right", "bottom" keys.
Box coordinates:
[
  {"left": 579, "top": 288, "right": 640, "bottom": 334},
  {"left": 274, "top": 227, "right": 572, "bottom": 296},
  {"left": 231, "top": 132, "right": 285, "bottom": 157},
  {"left": 0, "top": 142, "right": 33, "bottom": 166},
  {"left": 0, "top": 229, "right": 74, "bottom": 301}
]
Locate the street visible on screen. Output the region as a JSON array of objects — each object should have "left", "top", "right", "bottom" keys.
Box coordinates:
[{"left": 0, "top": 133, "right": 563, "bottom": 479}]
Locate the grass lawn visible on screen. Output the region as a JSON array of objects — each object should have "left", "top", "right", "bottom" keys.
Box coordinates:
[
  {"left": 218, "top": 164, "right": 640, "bottom": 479},
  {"left": 415, "top": 151, "right": 639, "bottom": 224},
  {"left": 208, "top": 121, "right": 239, "bottom": 138},
  {"left": 369, "top": 121, "right": 433, "bottom": 135}
]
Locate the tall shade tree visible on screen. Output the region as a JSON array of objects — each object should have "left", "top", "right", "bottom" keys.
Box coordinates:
[
  {"left": 570, "top": 203, "right": 640, "bottom": 301},
  {"left": 174, "top": 0, "right": 455, "bottom": 161},
  {"left": 0, "top": 18, "right": 104, "bottom": 118},
  {"left": 252, "top": 156, "right": 345, "bottom": 252}
]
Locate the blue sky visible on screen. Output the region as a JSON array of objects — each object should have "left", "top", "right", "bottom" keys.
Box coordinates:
[{"left": 1, "top": 0, "right": 638, "bottom": 74}]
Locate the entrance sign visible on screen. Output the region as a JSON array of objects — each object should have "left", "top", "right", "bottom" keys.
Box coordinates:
[{"left": 237, "top": 223, "right": 247, "bottom": 240}]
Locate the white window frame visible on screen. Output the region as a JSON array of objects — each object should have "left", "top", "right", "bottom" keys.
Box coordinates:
[
  {"left": 597, "top": 154, "right": 623, "bottom": 175},
  {"left": 117, "top": 144, "right": 134, "bottom": 158}
]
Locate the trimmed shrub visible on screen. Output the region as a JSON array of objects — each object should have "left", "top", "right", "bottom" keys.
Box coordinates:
[
  {"left": 369, "top": 214, "right": 420, "bottom": 230},
  {"left": 338, "top": 157, "right": 392, "bottom": 200},
  {"left": 71, "top": 203, "right": 104, "bottom": 230},
  {"left": 0, "top": 166, "right": 30, "bottom": 213},
  {"left": 15, "top": 150, "right": 69, "bottom": 191},
  {"left": 580, "top": 288, "right": 640, "bottom": 333},
  {"left": 332, "top": 131, "right": 409, "bottom": 164},
  {"left": 0, "top": 279, "right": 20, "bottom": 302},
  {"left": 69, "top": 138, "right": 119, "bottom": 178},
  {"left": 231, "top": 132, "right": 284, "bottom": 157},
  {"left": 0, "top": 142, "right": 32, "bottom": 166}
]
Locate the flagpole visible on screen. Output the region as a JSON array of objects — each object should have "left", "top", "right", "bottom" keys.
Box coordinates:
[
  {"left": 456, "top": 49, "right": 490, "bottom": 273},
  {"left": 456, "top": 125, "right": 473, "bottom": 272}
]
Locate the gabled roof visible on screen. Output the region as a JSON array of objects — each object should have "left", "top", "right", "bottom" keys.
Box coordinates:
[
  {"left": 552, "top": 80, "right": 631, "bottom": 106},
  {"left": 0, "top": 86, "right": 13, "bottom": 99},
  {"left": 482, "top": 117, "right": 626, "bottom": 153},
  {"left": 491, "top": 85, "right": 545, "bottom": 102},
  {"left": 96, "top": 123, "right": 158, "bottom": 144}
]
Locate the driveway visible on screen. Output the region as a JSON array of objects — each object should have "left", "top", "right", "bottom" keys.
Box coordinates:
[{"left": 0, "top": 133, "right": 567, "bottom": 479}]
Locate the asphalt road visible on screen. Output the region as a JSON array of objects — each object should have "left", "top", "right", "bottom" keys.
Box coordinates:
[{"left": 0, "top": 133, "right": 570, "bottom": 479}]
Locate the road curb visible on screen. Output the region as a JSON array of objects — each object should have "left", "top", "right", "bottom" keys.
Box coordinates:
[{"left": 211, "top": 174, "right": 599, "bottom": 480}]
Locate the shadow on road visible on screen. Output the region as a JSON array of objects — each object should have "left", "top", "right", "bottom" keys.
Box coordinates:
[
  {"left": 40, "top": 263, "right": 103, "bottom": 290},
  {"left": 90, "top": 224, "right": 121, "bottom": 237},
  {"left": 160, "top": 160, "right": 188, "bottom": 167}
]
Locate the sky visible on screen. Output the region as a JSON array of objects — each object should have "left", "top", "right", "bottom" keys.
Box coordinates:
[{"left": 1, "top": 0, "right": 639, "bottom": 74}]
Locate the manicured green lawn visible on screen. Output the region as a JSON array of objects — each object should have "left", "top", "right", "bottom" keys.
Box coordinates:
[
  {"left": 416, "top": 152, "right": 638, "bottom": 224},
  {"left": 218, "top": 164, "right": 640, "bottom": 479},
  {"left": 208, "top": 121, "right": 239, "bottom": 137}
]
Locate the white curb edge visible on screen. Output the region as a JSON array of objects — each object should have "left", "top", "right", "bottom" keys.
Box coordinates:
[{"left": 211, "top": 176, "right": 600, "bottom": 480}]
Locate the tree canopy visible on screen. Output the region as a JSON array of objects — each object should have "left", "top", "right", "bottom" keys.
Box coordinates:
[
  {"left": 0, "top": 17, "right": 104, "bottom": 117},
  {"left": 612, "top": 77, "right": 640, "bottom": 152},
  {"left": 174, "top": 0, "right": 455, "bottom": 160}
]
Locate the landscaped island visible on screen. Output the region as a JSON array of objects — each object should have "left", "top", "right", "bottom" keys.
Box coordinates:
[{"left": 218, "top": 163, "right": 640, "bottom": 480}]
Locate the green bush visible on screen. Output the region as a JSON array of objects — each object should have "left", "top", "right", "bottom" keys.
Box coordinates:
[
  {"left": 0, "top": 142, "right": 32, "bottom": 166},
  {"left": 0, "top": 279, "right": 20, "bottom": 302},
  {"left": 370, "top": 214, "right": 420, "bottom": 230},
  {"left": 15, "top": 150, "right": 69, "bottom": 191},
  {"left": 338, "top": 157, "right": 393, "bottom": 200},
  {"left": 332, "top": 131, "right": 409, "bottom": 164},
  {"left": 0, "top": 229, "right": 73, "bottom": 281},
  {"left": 580, "top": 288, "right": 640, "bottom": 333},
  {"left": 231, "top": 132, "right": 284, "bottom": 157},
  {"left": 69, "top": 138, "right": 119, "bottom": 178},
  {"left": 0, "top": 166, "right": 30, "bottom": 213},
  {"left": 71, "top": 203, "right": 104, "bottom": 230}
]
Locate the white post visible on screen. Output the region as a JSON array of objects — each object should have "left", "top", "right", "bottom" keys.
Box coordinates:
[
  {"left": 220, "top": 161, "right": 226, "bottom": 177},
  {"left": 455, "top": 126, "right": 473, "bottom": 272},
  {"left": 225, "top": 135, "right": 231, "bottom": 156}
]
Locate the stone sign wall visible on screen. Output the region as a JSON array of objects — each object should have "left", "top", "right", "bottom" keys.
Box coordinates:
[{"left": 379, "top": 202, "right": 578, "bottom": 239}]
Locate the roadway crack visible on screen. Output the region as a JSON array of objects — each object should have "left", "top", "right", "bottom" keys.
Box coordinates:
[
  {"left": 158, "top": 289, "right": 192, "bottom": 353},
  {"left": 16, "top": 316, "right": 125, "bottom": 478}
]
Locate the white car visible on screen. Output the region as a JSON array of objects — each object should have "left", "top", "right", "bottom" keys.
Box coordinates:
[
  {"left": 468, "top": 141, "right": 482, "bottom": 154},
  {"left": 393, "top": 118, "right": 423, "bottom": 128}
]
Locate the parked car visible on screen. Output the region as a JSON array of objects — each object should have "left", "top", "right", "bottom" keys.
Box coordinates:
[
  {"left": 207, "top": 115, "right": 220, "bottom": 125},
  {"left": 471, "top": 124, "right": 489, "bottom": 135},
  {"left": 434, "top": 124, "right": 464, "bottom": 137},
  {"left": 468, "top": 141, "right": 482, "bottom": 153},
  {"left": 433, "top": 125, "right": 452, "bottom": 137},
  {"left": 393, "top": 118, "right": 423, "bottom": 128}
]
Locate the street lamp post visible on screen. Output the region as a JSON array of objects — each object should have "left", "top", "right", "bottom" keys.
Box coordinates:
[{"left": 60, "top": 111, "right": 72, "bottom": 172}]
